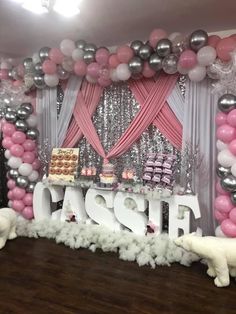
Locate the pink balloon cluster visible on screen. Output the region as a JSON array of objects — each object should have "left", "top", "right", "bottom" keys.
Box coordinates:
[{"left": 1, "top": 110, "right": 40, "bottom": 220}]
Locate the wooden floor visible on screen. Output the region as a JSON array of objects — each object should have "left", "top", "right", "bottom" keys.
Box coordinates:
[{"left": 0, "top": 238, "right": 235, "bottom": 314}]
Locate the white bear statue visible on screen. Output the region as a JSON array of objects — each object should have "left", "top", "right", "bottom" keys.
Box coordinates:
[
  {"left": 174, "top": 233, "right": 236, "bottom": 288},
  {"left": 0, "top": 207, "right": 17, "bottom": 249}
]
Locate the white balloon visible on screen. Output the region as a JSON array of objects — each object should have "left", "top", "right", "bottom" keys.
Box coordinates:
[
  {"left": 188, "top": 65, "right": 206, "bottom": 82},
  {"left": 28, "top": 170, "right": 39, "bottom": 182},
  {"left": 4, "top": 149, "right": 11, "bottom": 159},
  {"left": 44, "top": 74, "right": 59, "bottom": 87},
  {"left": 60, "top": 39, "right": 76, "bottom": 57},
  {"left": 62, "top": 58, "right": 74, "bottom": 72},
  {"left": 197, "top": 46, "right": 217, "bottom": 66},
  {"left": 32, "top": 52, "right": 41, "bottom": 64},
  {"left": 8, "top": 201, "right": 12, "bottom": 208},
  {"left": 8, "top": 156, "right": 22, "bottom": 169},
  {"left": 215, "top": 225, "right": 227, "bottom": 237},
  {"left": 218, "top": 149, "right": 236, "bottom": 167},
  {"left": 116, "top": 63, "right": 131, "bottom": 81},
  {"left": 110, "top": 69, "right": 119, "bottom": 82},
  {"left": 216, "top": 140, "right": 228, "bottom": 151},
  {"left": 72, "top": 48, "right": 84, "bottom": 61},
  {"left": 18, "top": 163, "right": 33, "bottom": 176},
  {"left": 27, "top": 115, "right": 38, "bottom": 127}
]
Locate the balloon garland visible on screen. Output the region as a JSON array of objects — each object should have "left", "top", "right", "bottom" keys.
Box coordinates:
[
  {"left": 1, "top": 103, "right": 40, "bottom": 219},
  {"left": 1, "top": 28, "right": 236, "bottom": 89}
]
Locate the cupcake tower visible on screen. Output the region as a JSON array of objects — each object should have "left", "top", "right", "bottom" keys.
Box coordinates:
[
  {"left": 143, "top": 153, "right": 176, "bottom": 191},
  {"left": 97, "top": 163, "right": 117, "bottom": 188}
]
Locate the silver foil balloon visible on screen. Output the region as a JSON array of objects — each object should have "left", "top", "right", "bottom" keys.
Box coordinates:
[
  {"left": 218, "top": 93, "right": 236, "bottom": 112},
  {"left": 24, "top": 74, "right": 34, "bottom": 89},
  {"left": 34, "top": 62, "right": 43, "bottom": 74},
  {"left": 21, "top": 102, "right": 33, "bottom": 114},
  {"left": 83, "top": 51, "right": 95, "bottom": 64},
  {"left": 76, "top": 39, "right": 86, "bottom": 50},
  {"left": 39, "top": 47, "right": 50, "bottom": 62},
  {"left": 26, "top": 182, "right": 36, "bottom": 193},
  {"left": 221, "top": 175, "right": 236, "bottom": 192},
  {"left": 5, "top": 111, "right": 17, "bottom": 123},
  {"left": 84, "top": 43, "right": 97, "bottom": 53},
  {"left": 162, "top": 54, "right": 178, "bottom": 74},
  {"left": 231, "top": 191, "right": 236, "bottom": 204},
  {"left": 0, "top": 108, "right": 5, "bottom": 119},
  {"left": 156, "top": 39, "right": 172, "bottom": 58},
  {"left": 130, "top": 40, "right": 143, "bottom": 55},
  {"left": 172, "top": 34, "right": 189, "bottom": 54},
  {"left": 17, "top": 107, "right": 30, "bottom": 120},
  {"left": 23, "top": 58, "right": 34, "bottom": 73},
  {"left": 8, "top": 70, "right": 14, "bottom": 80},
  {"left": 128, "top": 57, "right": 143, "bottom": 74},
  {"left": 149, "top": 53, "right": 162, "bottom": 71},
  {"left": 15, "top": 119, "right": 28, "bottom": 132},
  {"left": 189, "top": 29, "right": 208, "bottom": 52},
  {"left": 8, "top": 169, "right": 19, "bottom": 180},
  {"left": 57, "top": 65, "right": 70, "bottom": 80},
  {"left": 11, "top": 67, "right": 20, "bottom": 80},
  {"left": 26, "top": 128, "right": 39, "bottom": 140},
  {"left": 138, "top": 44, "right": 152, "bottom": 60},
  {"left": 216, "top": 165, "right": 231, "bottom": 178},
  {"left": 33, "top": 74, "right": 46, "bottom": 89},
  {"left": 16, "top": 176, "right": 29, "bottom": 188}
]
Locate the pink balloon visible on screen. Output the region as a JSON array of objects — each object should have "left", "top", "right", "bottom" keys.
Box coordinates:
[
  {"left": 2, "top": 137, "right": 14, "bottom": 149},
  {"left": 216, "top": 124, "right": 236, "bottom": 143},
  {"left": 23, "top": 193, "right": 33, "bottom": 206},
  {"left": 215, "top": 209, "right": 228, "bottom": 223},
  {"left": 22, "top": 151, "right": 35, "bottom": 164},
  {"left": 98, "top": 76, "right": 112, "bottom": 87},
  {"left": 12, "top": 187, "right": 26, "bottom": 200},
  {"left": 49, "top": 48, "right": 64, "bottom": 64},
  {"left": 95, "top": 48, "right": 110, "bottom": 66},
  {"left": 215, "top": 195, "right": 234, "bottom": 213},
  {"left": 22, "top": 139, "right": 36, "bottom": 152},
  {"left": 32, "top": 159, "right": 41, "bottom": 170},
  {"left": 74, "top": 60, "right": 87, "bottom": 76},
  {"left": 17, "top": 64, "right": 25, "bottom": 77},
  {"left": 216, "top": 181, "right": 230, "bottom": 196},
  {"left": 7, "top": 179, "right": 16, "bottom": 190},
  {"left": 178, "top": 50, "right": 197, "bottom": 69},
  {"left": 221, "top": 219, "right": 236, "bottom": 237},
  {"left": 142, "top": 62, "right": 156, "bottom": 78},
  {"left": 2, "top": 123, "right": 16, "bottom": 136},
  {"left": 42, "top": 60, "right": 57, "bottom": 75},
  {"left": 227, "top": 109, "right": 236, "bottom": 127},
  {"left": 208, "top": 35, "right": 221, "bottom": 48},
  {"left": 22, "top": 206, "right": 34, "bottom": 219},
  {"left": 216, "top": 37, "right": 236, "bottom": 62},
  {"left": 0, "top": 69, "right": 9, "bottom": 80},
  {"left": 12, "top": 200, "right": 24, "bottom": 212},
  {"left": 10, "top": 144, "right": 24, "bottom": 157},
  {"left": 87, "top": 62, "right": 101, "bottom": 78},
  {"left": 116, "top": 45, "right": 134, "bottom": 63},
  {"left": 229, "top": 207, "right": 236, "bottom": 224},
  {"left": 216, "top": 112, "right": 227, "bottom": 126},
  {"left": 108, "top": 54, "right": 120, "bottom": 68},
  {"left": 12, "top": 131, "right": 26, "bottom": 144},
  {"left": 229, "top": 139, "right": 236, "bottom": 155},
  {"left": 7, "top": 190, "right": 13, "bottom": 200},
  {"left": 13, "top": 80, "right": 23, "bottom": 87},
  {"left": 149, "top": 28, "right": 167, "bottom": 48}
]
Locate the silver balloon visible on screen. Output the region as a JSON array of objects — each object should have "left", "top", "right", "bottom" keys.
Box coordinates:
[
  {"left": 149, "top": 53, "right": 162, "bottom": 71},
  {"left": 5, "top": 112, "right": 17, "bottom": 123},
  {"left": 156, "top": 39, "right": 172, "bottom": 58},
  {"left": 0, "top": 108, "right": 5, "bottom": 119},
  {"left": 57, "top": 65, "right": 69, "bottom": 80},
  {"left": 130, "top": 40, "right": 143, "bottom": 55},
  {"left": 83, "top": 51, "right": 95, "bottom": 64},
  {"left": 21, "top": 103, "right": 33, "bottom": 114},
  {"left": 17, "top": 107, "right": 30, "bottom": 120},
  {"left": 162, "top": 54, "right": 178, "bottom": 74},
  {"left": 128, "top": 57, "right": 143, "bottom": 74},
  {"left": 15, "top": 119, "right": 28, "bottom": 132},
  {"left": 172, "top": 34, "right": 189, "bottom": 54},
  {"left": 33, "top": 74, "right": 46, "bottom": 89},
  {"left": 16, "top": 176, "right": 29, "bottom": 188},
  {"left": 84, "top": 43, "right": 97, "bottom": 53},
  {"left": 26, "top": 182, "right": 36, "bottom": 193},
  {"left": 39, "top": 47, "right": 50, "bottom": 62},
  {"left": 189, "top": 29, "right": 208, "bottom": 52},
  {"left": 76, "top": 39, "right": 87, "bottom": 50},
  {"left": 231, "top": 192, "right": 236, "bottom": 204},
  {"left": 23, "top": 58, "right": 34, "bottom": 73},
  {"left": 216, "top": 165, "right": 231, "bottom": 178},
  {"left": 218, "top": 94, "right": 236, "bottom": 113},
  {"left": 34, "top": 62, "right": 43, "bottom": 74},
  {"left": 221, "top": 175, "right": 236, "bottom": 192},
  {"left": 26, "top": 128, "right": 39, "bottom": 140},
  {"left": 11, "top": 67, "right": 20, "bottom": 80},
  {"left": 24, "top": 74, "right": 34, "bottom": 89},
  {"left": 6, "top": 107, "right": 16, "bottom": 113},
  {"left": 138, "top": 44, "right": 152, "bottom": 60},
  {"left": 206, "top": 63, "right": 221, "bottom": 80},
  {"left": 8, "top": 70, "right": 14, "bottom": 80},
  {"left": 8, "top": 169, "right": 19, "bottom": 180}
]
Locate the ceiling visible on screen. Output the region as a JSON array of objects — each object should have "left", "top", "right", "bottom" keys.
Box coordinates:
[{"left": 1, "top": 0, "right": 236, "bottom": 58}]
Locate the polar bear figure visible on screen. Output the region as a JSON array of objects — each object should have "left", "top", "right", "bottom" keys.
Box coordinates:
[
  {"left": 174, "top": 233, "right": 236, "bottom": 287},
  {"left": 0, "top": 208, "right": 17, "bottom": 249}
]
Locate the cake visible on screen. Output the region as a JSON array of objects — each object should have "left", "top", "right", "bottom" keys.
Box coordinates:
[{"left": 99, "top": 163, "right": 117, "bottom": 185}]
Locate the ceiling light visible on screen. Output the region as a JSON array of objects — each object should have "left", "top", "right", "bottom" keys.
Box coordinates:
[
  {"left": 22, "top": 0, "right": 48, "bottom": 14},
  {"left": 53, "top": 0, "right": 80, "bottom": 17}
]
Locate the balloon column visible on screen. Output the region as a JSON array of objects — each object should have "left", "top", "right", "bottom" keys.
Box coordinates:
[
  {"left": 215, "top": 93, "right": 236, "bottom": 237},
  {"left": 1, "top": 103, "right": 40, "bottom": 219},
  {"left": 1, "top": 28, "right": 236, "bottom": 89}
]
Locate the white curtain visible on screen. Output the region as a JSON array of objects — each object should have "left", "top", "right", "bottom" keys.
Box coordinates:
[
  {"left": 167, "top": 83, "right": 184, "bottom": 125},
  {"left": 183, "top": 78, "right": 218, "bottom": 235}
]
